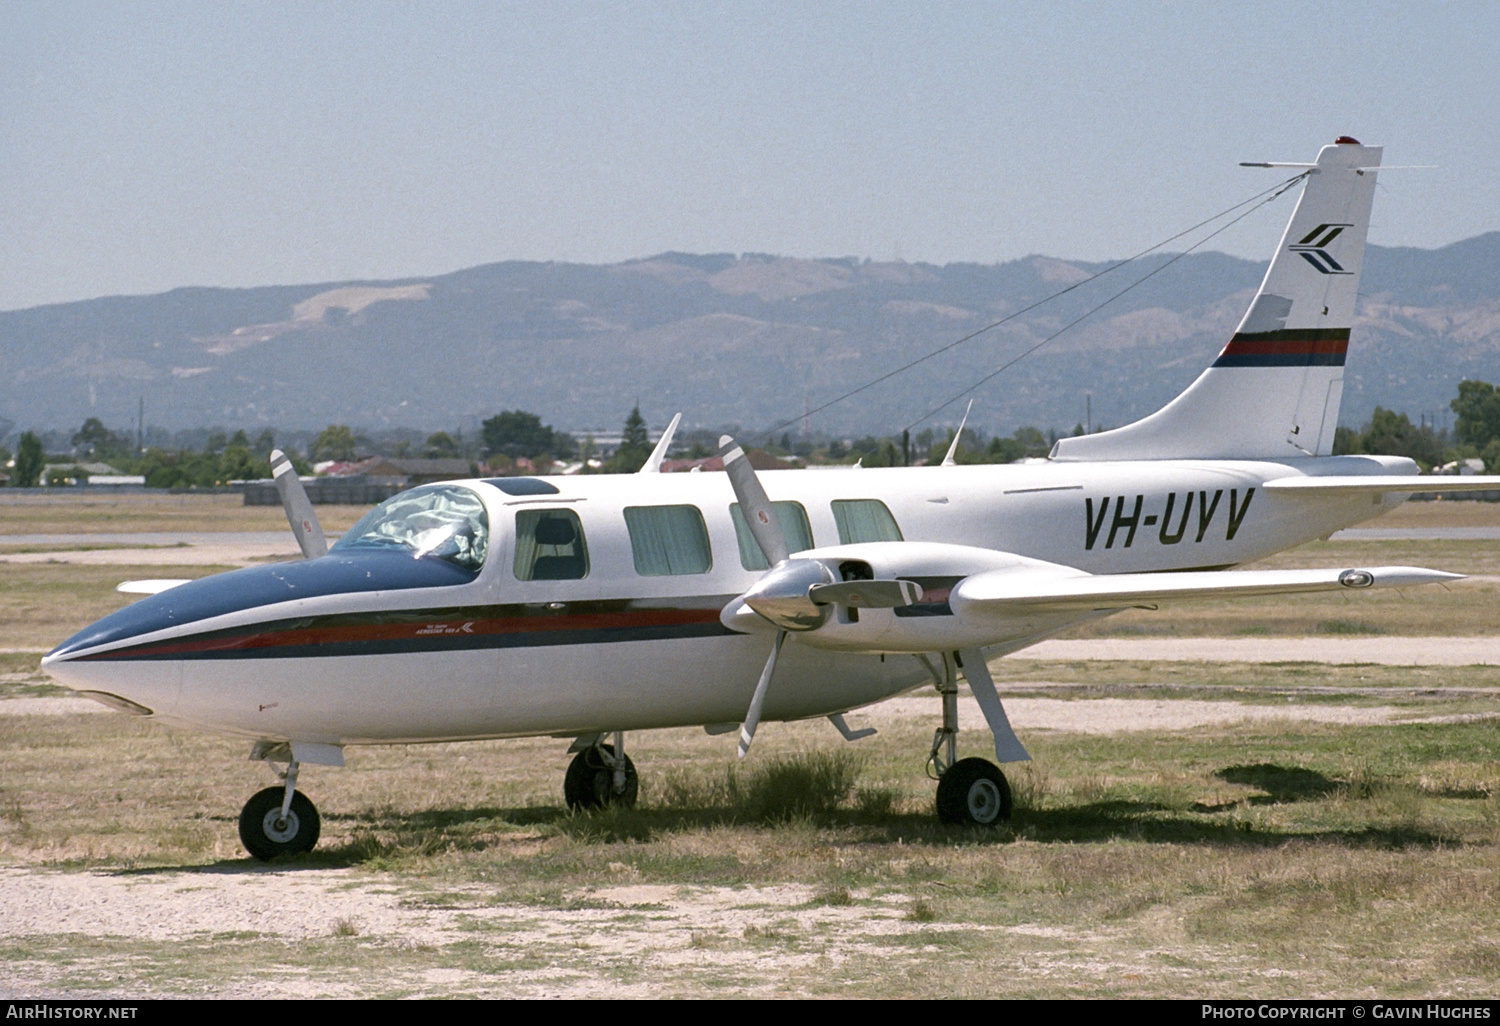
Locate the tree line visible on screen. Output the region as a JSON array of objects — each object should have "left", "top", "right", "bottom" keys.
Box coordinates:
[
  {"left": 1332, "top": 379, "right": 1500, "bottom": 472},
  {"left": 6, "top": 379, "right": 1499, "bottom": 487}
]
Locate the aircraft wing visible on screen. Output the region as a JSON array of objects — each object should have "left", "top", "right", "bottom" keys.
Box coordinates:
[
  {"left": 1263, "top": 475, "right": 1500, "bottom": 495},
  {"left": 949, "top": 565, "right": 1462, "bottom": 615}
]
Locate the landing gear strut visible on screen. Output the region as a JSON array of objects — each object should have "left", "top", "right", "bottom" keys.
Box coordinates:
[
  {"left": 926, "top": 652, "right": 1013, "bottom": 826},
  {"left": 240, "top": 751, "right": 321, "bottom": 860},
  {"left": 564, "top": 732, "right": 638, "bottom": 810}
]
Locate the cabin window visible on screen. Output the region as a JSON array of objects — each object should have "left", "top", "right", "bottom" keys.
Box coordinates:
[
  {"left": 513, "top": 508, "right": 590, "bottom": 581},
  {"left": 624, "top": 505, "right": 713, "bottom": 576},
  {"left": 332, "top": 484, "right": 489, "bottom": 573},
  {"left": 730, "top": 501, "right": 814, "bottom": 570},
  {"left": 831, "top": 499, "right": 903, "bottom": 544}
]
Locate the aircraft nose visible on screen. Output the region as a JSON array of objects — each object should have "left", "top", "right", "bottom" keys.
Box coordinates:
[{"left": 44, "top": 551, "right": 479, "bottom": 664}]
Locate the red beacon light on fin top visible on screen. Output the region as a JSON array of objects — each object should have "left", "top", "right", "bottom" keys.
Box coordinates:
[{"left": 1335, "top": 136, "right": 1361, "bottom": 145}]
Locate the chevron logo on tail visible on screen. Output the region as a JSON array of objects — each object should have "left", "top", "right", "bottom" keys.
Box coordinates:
[{"left": 1288, "top": 222, "right": 1353, "bottom": 274}]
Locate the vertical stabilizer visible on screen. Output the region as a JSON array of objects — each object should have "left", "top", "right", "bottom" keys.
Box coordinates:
[{"left": 1052, "top": 138, "right": 1380, "bottom": 461}]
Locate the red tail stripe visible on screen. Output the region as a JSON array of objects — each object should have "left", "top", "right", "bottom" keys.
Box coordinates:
[{"left": 1219, "top": 337, "right": 1349, "bottom": 357}]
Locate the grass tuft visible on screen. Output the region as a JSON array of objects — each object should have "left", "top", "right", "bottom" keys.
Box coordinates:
[
  {"left": 1011, "top": 764, "right": 1050, "bottom": 812},
  {"left": 811, "top": 885, "right": 853, "bottom": 907},
  {"left": 733, "top": 750, "right": 862, "bottom": 820},
  {"left": 657, "top": 750, "right": 864, "bottom": 823},
  {"left": 1445, "top": 940, "right": 1500, "bottom": 975},
  {"left": 905, "top": 898, "right": 938, "bottom": 922},
  {"left": 853, "top": 785, "right": 901, "bottom": 818},
  {"left": 1317, "top": 619, "right": 1385, "bottom": 635}
]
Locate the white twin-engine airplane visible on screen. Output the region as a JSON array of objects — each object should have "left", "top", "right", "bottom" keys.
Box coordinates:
[{"left": 41, "top": 137, "right": 1500, "bottom": 859}]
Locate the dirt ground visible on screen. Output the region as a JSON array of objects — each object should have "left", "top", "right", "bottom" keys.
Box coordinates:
[{"left": 2, "top": 688, "right": 1494, "bottom": 999}]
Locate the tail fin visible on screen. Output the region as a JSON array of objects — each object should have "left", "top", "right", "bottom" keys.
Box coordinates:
[{"left": 1051, "top": 137, "right": 1381, "bottom": 462}]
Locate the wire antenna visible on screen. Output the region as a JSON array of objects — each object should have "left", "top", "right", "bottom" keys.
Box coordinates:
[
  {"left": 759, "top": 171, "right": 1311, "bottom": 442},
  {"left": 899, "top": 173, "right": 1311, "bottom": 435}
]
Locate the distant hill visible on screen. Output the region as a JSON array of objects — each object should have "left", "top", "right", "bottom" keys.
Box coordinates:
[{"left": 2, "top": 233, "right": 1497, "bottom": 439}]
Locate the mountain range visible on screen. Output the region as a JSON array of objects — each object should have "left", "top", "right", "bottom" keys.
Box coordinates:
[{"left": 2, "top": 232, "right": 1496, "bottom": 441}]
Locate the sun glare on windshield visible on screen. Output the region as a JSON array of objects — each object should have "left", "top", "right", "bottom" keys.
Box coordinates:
[{"left": 331, "top": 484, "right": 489, "bottom": 573}]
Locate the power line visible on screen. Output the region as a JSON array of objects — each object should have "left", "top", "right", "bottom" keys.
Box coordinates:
[
  {"left": 899, "top": 172, "right": 1311, "bottom": 435},
  {"left": 759, "top": 171, "right": 1310, "bottom": 442}
]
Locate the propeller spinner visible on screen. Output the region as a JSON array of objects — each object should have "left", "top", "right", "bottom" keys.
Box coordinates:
[{"left": 716, "top": 435, "right": 921, "bottom": 757}]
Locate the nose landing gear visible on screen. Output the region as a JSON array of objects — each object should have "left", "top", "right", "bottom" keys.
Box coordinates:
[
  {"left": 239, "top": 784, "right": 321, "bottom": 860},
  {"left": 239, "top": 747, "right": 322, "bottom": 860}
]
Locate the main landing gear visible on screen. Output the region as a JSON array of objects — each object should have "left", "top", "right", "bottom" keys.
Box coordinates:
[
  {"left": 564, "top": 732, "right": 638, "bottom": 810},
  {"left": 240, "top": 746, "right": 321, "bottom": 860},
  {"left": 926, "top": 652, "right": 1013, "bottom": 826}
]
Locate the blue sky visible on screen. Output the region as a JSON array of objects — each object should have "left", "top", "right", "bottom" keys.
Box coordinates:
[{"left": 3, "top": 0, "right": 1496, "bottom": 311}]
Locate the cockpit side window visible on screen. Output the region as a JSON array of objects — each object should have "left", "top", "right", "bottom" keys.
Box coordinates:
[
  {"left": 331, "top": 484, "right": 489, "bottom": 573},
  {"left": 729, "top": 501, "right": 813, "bottom": 570},
  {"left": 514, "top": 508, "right": 590, "bottom": 581},
  {"left": 831, "top": 499, "right": 903, "bottom": 544}
]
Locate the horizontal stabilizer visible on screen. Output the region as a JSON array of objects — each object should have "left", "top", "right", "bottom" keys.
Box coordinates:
[
  {"left": 1263, "top": 475, "right": 1500, "bottom": 495},
  {"left": 951, "top": 565, "right": 1462, "bottom": 615},
  {"left": 116, "top": 579, "right": 192, "bottom": 595}
]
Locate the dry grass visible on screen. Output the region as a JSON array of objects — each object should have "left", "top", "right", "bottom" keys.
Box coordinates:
[
  {"left": 0, "top": 491, "right": 369, "bottom": 536},
  {"left": 2, "top": 691, "right": 1499, "bottom": 997},
  {"left": 0, "top": 562, "right": 227, "bottom": 650}
]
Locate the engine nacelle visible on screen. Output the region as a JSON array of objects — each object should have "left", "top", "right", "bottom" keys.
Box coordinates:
[{"left": 721, "top": 541, "right": 1093, "bottom": 654}]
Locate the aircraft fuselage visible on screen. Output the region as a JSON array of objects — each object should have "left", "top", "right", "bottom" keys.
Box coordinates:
[{"left": 43, "top": 453, "right": 1413, "bottom": 746}]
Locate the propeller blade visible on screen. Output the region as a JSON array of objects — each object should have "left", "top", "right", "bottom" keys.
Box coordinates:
[
  {"left": 718, "top": 435, "right": 788, "bottom": 565},
  {"left": 739, "top": 630, "right": 786, "bottom": 758},
  {"left": 809, "top": 579, "right": 924, "bottom": 608},
  {"left": 270, "top": 449, "right": 327, "bottom": 559}
]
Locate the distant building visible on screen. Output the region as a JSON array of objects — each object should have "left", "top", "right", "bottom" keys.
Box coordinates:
[{"left": 41, "top": 462, "right": 145, "bottom": 487}]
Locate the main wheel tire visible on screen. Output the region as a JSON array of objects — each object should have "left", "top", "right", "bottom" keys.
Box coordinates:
[
  {"left": 935, "top": 758, "right": 1012, "bottom": 826},
  {"left": 239, "top": 786, "right": 322, "bottom": 860},
  {"left": 563, "top": 745, "right": 639, "bottom": 810}
]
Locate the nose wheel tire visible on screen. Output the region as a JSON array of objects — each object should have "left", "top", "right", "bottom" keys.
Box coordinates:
[
  {"left": 564, "top": 745, "right": 638, "bottom": 810},
  {"left": 239, "top": 786, "right": 321, "bottom": 860},
  {"left": 935, "top": 758, "right": 1012, "bottom": 826}
]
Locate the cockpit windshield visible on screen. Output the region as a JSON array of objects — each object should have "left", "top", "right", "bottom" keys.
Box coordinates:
[{"left": 331, "top": 484, "right": 489, "bottom": 573}]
